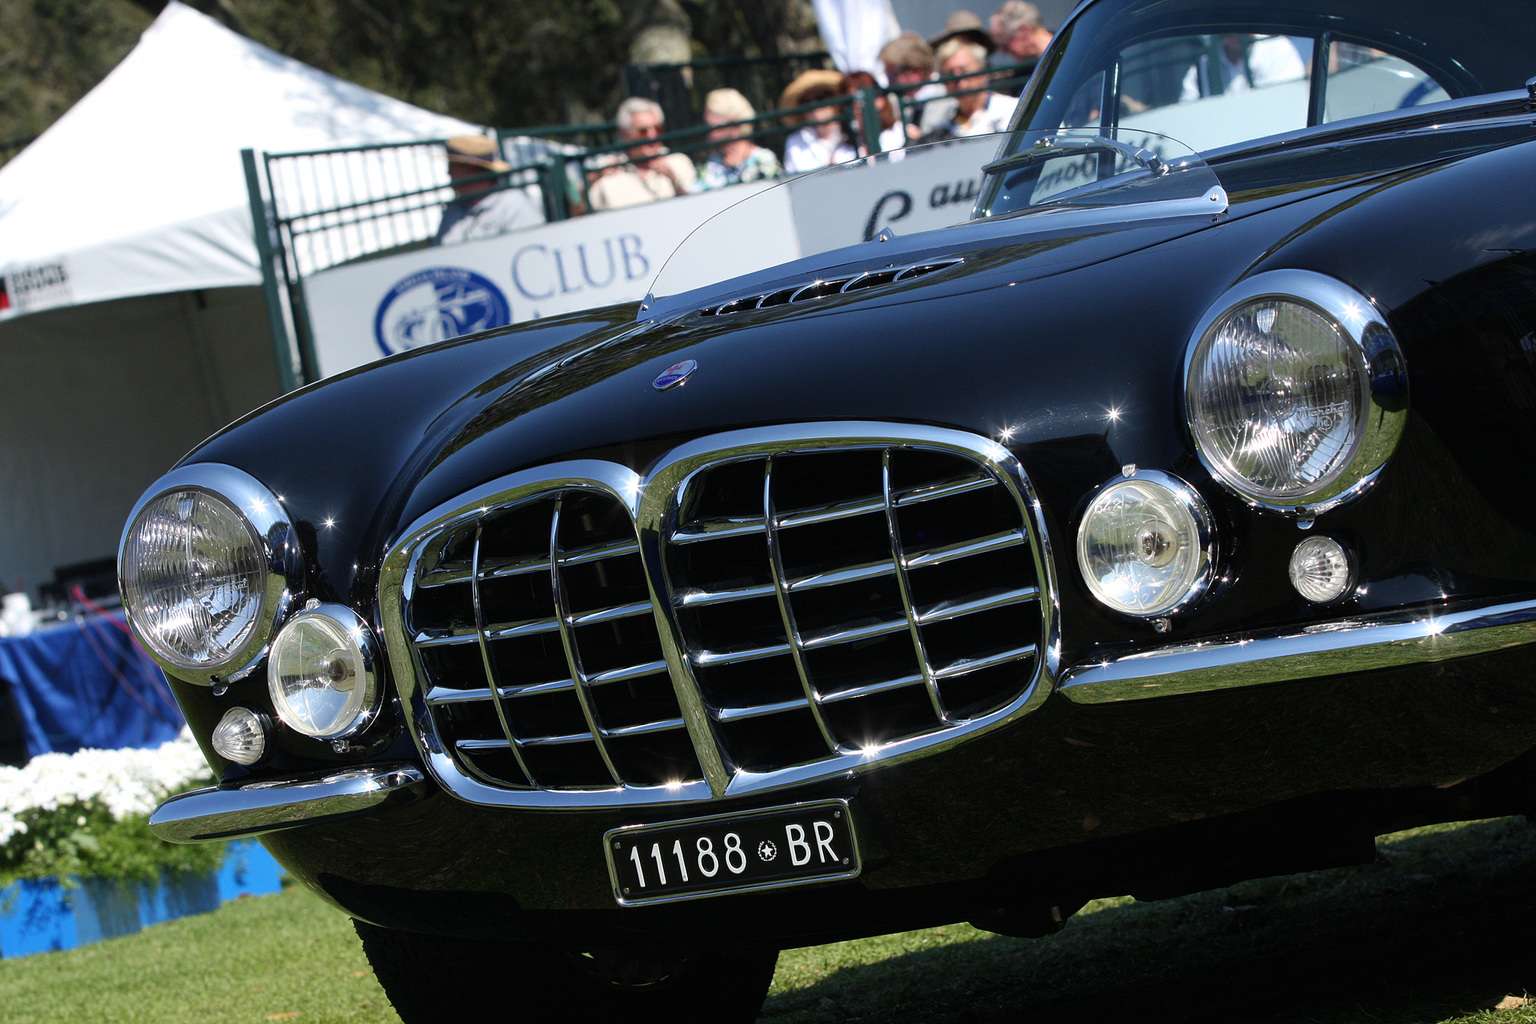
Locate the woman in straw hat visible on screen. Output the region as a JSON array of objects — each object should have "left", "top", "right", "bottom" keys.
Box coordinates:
[
  {"left": 698, "top": 89, "right": 782, "bottom": 190},
  {"left": 779, "top": 69, "right": 857, "bottom": 174}
]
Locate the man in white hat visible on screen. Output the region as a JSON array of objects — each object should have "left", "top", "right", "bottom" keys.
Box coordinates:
[{"left": 435, "top": 134, "right": 546, "bottom": 245}]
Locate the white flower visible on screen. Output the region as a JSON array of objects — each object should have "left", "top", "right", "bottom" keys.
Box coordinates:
[{"left": 0, "top": 730, "right": 214, "bottom": 849}]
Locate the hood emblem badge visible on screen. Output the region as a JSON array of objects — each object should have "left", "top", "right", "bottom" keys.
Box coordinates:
[{"left": 653, "top": 359, "right": 697, "bottom": 391}]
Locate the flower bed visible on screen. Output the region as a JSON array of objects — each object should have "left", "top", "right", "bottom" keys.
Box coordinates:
[{"left": 0, "top": 733, "right": 284, "bottom": 958}]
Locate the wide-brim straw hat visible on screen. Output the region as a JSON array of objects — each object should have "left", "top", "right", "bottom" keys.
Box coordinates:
[
  {"left": 928, "top": 10, "right": 996, "bottom": 53},
  {"left": 779, "top": 69, "right": 846, "bottom": 116},
  {"left": 446, "top": 134, "right": 511, "bottom": 173}
]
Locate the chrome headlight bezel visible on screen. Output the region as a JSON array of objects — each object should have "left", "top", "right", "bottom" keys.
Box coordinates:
[
  {"left": 118, "top": 464, "right": 299, "bottom": 685},
  {"left": 267, "top": 603, "right": 384, "bottom": 740},
  {"left": 1183, "top": 270, "right": 1408, "bottom": 515},
  {"left": 1076, "top": 469, "right": 1216, "bottom": 619}
]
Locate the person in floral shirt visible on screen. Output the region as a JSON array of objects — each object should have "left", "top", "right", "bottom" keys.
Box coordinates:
[{"left": 698, "top": 88, "right": 783, "bottom": 190}]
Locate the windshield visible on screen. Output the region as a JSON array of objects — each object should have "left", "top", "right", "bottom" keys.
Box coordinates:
[
  {"left": 1009, "top": 0, "right": 1534, "bottom": 158},
  {"left": 646, "top": 129, "right": 1221, "bottom": 307}
]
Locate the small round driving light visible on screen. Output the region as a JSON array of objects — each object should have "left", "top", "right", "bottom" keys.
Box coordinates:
[
  {"left": 267, "top": 604, "right": 382, "bottom": 739},
  {"left": 212, "top": 707, "right": 268, "bottom": 765},
  {"left": 1289, "top": 536, "right": 1354, "bottom": 604},
  {"left": 1077, "top": 470, "right": 1214, "bottom": 617}
]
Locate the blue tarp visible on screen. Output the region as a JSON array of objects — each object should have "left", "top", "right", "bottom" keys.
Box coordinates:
[{"left": 0, "top": 613, "right": 182, "bottom": 758}]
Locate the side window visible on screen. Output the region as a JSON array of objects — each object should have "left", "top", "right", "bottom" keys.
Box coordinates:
[
  {"left": 1058, "top": 69, "right": 1106, "bottom": 129},
  {"left": 1114, "top": 34, "right": 1311, "bottom": 151},
  {"left": 1322, "top": 46, "right": 1449, "bottom": 123}
]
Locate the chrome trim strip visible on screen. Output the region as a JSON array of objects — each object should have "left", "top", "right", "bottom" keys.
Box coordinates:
[
  {"left": 891, "top": 473, "right": 993, "bottom": 506},
  {"left": 676, "top": 582, "right": 780, "bottom": 607},
  {"left": 711, "top": 697, "right": 811, "bottom": 722},
  {"left": 148, "top": 764, "right": 429, "bottom": 843},
  {"left": 1060, "top": 597, "right": 1536, "bottom": 704},
  {"left": 549, "top": 494, "right": 626, "bottom": 786},
  {"left": 906, "top": 530, "right": 1027, "bottom": 568},
  {"left": 763, "top": 456, "right": 845, "bottom": 755}
]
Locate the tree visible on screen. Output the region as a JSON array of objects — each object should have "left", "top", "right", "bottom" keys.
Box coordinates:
[
  {"left": 0, "top": 0, "right": 823, "bottom": 157},
  {"left": 0, "top": 0, "right": 148, "bottom": 156}
]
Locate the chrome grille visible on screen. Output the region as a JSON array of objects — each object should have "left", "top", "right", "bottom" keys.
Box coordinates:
[
  {"left": 402, "top": 487, "right": 703, "bottom": 794},
  {"left": 665, "top": 445, "right": 1042, "bottom": 773},
  {"left": 385, "top": 425, "right": 1053, "bottom": 807}
]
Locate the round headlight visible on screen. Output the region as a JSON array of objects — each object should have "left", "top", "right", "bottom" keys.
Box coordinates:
[
  {"left": 1077, "top": 470, "right": 1214, "bottom": 618},
  {"left": 1185, "top": 271, "right": 1407, "bottom": 513},
  {"left": 268, "top": 604, "right": 382, "bottom": 739},
  {"left": 119, "top": 465, "right": 295, "bottom": 683}
]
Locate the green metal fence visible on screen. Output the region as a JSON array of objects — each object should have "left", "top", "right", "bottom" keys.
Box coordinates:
[{"left": 244, "top": 60, "right": 1037, "bottom": 391}]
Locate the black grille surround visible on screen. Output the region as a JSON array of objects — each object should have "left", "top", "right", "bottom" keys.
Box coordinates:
[{"left": 378, "top": 424, "right": 1057, "bottom": 808}]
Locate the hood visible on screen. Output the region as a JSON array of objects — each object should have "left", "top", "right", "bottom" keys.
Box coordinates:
[{"left": 184, "top": 121, "right": 1536, "bottom": 608}]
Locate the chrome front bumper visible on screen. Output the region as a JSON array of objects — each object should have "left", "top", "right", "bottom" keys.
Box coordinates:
[
  {"left": 150, "top": 597, "right": 1536, "bottom": 843},
  {"left": 149, "top": 763, "right": 429, "bottom": 843},
  {"left": 1061, "top": 596, "right": 1536, "bottom": 703}
]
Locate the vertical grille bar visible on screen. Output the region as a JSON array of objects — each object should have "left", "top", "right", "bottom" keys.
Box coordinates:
[
  {"left": 762, "top": 457, "right": 842, "bottom": 756},
  {"left": 470, "top": 522, "right": 537, "bottom": 785},
  {"left": 549, "top": 495, "right": 625, "bottom": 786},
  {"left": 880, "top": 450, "right": 949, "bottom": 724}
]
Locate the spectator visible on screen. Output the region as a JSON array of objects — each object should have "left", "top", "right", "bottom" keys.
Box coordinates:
[
  {"left": 698, "top": 88, "right": 782, "bottom": 190},
  {"left": 779, "top": 69, "right": 857, "bottom": 173},
  {"left": 840, "top": 71, "right": 905, "bottom": 155},
  {"left": 587, "top": 97, "right": 697, "bottom": 211},
  {"left": 928, "top": 10, "right": 995, "bottom": 55},
  {"left": 921, "top": 35, "right": 1020, "bottom": 141},
  {"left": 879, "top": 31, "right": 941, "bottom": 139},
  {"left": 1179, "top": 34, "right": 1307, "bottom": 100},
  {"left": 918, "top": 11, "right": 996, "bottom": 138},
  {"left": 435, "top": 135, "right": 545, "bottom": 245},
  {"left": 989, "top": 1, "right": 1053, "bottom": 94}
]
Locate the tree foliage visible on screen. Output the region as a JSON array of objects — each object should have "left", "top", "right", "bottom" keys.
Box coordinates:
[
  {"left": 0, "top": 0, "right": 820, "bottom": 161},
  {"left": 0, "top": 0, "right": 149, "bottom": 154}
]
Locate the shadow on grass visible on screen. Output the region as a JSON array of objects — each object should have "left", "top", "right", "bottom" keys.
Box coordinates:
[{"left": 759, "top": 817, "right": 1536, "bottom": 1024}]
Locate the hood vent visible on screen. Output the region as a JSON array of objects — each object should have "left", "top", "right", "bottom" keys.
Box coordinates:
[{"left": 699, "top": 258, "right": 963, "bottom": 318}]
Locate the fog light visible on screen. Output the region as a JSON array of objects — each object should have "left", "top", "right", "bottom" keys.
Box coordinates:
[
  {"left": 211, "top": 706, "right": 267, "bottom": 765},
  {"left": 268, "top": 604, "right": 382, "bottom": 739},
  {"left": 1077, "top": 470, "right": 1214, "bottom": 617},
  {"left": 1289, "top": 536, "right": 1354, "bottom": 603}
]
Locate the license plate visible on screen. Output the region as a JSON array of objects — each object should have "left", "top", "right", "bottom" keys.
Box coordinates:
[{"left": 605, "top": 799, "right": 860, "bottom": 906}]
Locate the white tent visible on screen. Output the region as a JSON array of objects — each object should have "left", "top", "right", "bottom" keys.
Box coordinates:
[{"left": 0, "top": 2, "right": 477, "bottom": 602}]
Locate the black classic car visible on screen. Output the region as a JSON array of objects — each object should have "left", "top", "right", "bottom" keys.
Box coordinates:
[{"left": 124, "top": 0, "right": 1536, "bottom": 1018}]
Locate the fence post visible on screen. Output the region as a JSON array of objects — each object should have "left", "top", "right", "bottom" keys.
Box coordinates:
[
  {"left": 242, "top": 148, "right": 305, "bottom": 393},
  {"left": 855, "top": 88, "right": 883, "bottom": 155}
]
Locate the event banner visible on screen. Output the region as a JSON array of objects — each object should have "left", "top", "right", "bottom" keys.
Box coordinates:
[
  {"left": 303, "top": 183, "right": 781, "bottom": 379},
  {"left": 302, "top": 138, "right": 1001, "bottom": 379}
]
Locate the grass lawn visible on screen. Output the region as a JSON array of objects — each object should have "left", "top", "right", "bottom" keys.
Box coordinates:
[{"left": 2, "top": 817, "right": 1534, "bottom": 1024}]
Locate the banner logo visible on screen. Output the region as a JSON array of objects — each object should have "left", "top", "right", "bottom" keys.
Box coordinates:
[
  {"left": 374, "top": 267, "right": 511, "bottom": 356},
  {"left": 3, "top": 260, "right": 72, "bottom": 313}
]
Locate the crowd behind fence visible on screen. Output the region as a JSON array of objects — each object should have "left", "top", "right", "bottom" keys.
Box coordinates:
[{"left": 257, "top": 58, "right": 1038, "bottom": 283}]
